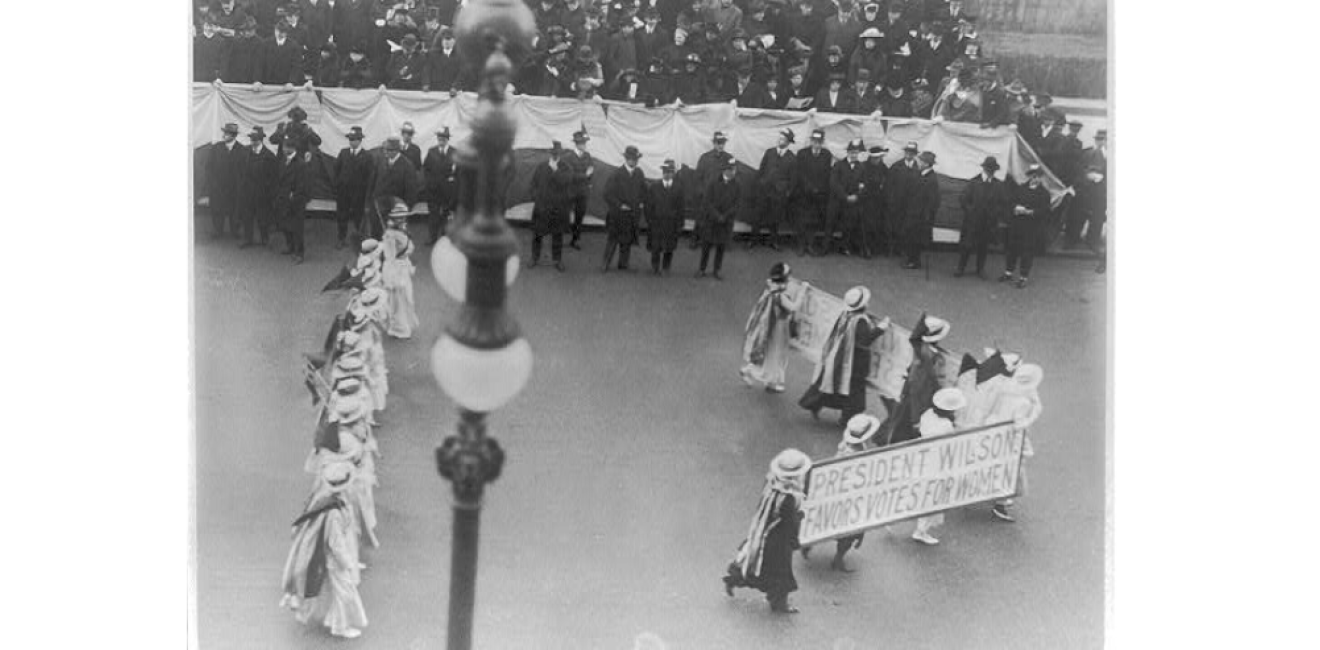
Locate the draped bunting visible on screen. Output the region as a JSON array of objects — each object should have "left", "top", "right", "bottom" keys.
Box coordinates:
[{"left": 193, "top": 83, "right": 1066, "bottom": 239}]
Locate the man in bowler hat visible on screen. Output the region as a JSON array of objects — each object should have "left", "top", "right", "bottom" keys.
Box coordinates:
[
  {"left": 955, "top": 156, "right": 1010, "bottom": 277},
  {"left": 333, "top": 126, "right": 373, "bottom": 249},
  {"left": 602, "top": 145, "right": 648, "bottom": 271},
  {"left": 238, "top": 126, "right": 278, "bottom": 247},
  {"left": 206, "top": 123, "right": 246, "bottom": 239}
]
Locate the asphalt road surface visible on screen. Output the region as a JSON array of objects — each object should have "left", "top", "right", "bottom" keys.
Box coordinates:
[{"left": 194, "top": 217, "right": 1107, "bottom": 650}]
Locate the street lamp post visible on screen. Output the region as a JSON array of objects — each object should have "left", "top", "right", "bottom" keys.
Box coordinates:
[{"left": 430, "top": 1, "right": 536, "bottom": 649}]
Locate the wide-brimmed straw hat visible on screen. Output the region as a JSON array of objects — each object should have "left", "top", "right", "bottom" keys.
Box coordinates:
[
  {"left": 933, "top": 387, "right": 967, "bottom": 412},
  {"left": 1013, "top": 364, "right": 1043, "bottom": 391},
  {"left": 844, "top": 286, "right": 871, "bottom": 311},
  {"left": 922, "top": 316, "right": 950, "bottom": 343},
  {"left": 843, "top": 414, "right": 882, "bottom": 445},
  {"left": 770, "top": 448, "right": 812, "bottom": 479},
  {"left": 320, "top": 460, "right": 355, "bottom": 491}
]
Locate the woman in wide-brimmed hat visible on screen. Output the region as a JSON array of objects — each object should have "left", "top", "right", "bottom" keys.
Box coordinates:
[
  {"left": 879, "top": 313, "right": 956, "bottom": 445},
  {"left": 380, "top": 200, "right": 419, "bottom": 339},
  {"left": 723, "top": 448, "right": 812, "bottom": 613},
  {"left": 741, "top": 263, "right": 808, "bottom": 393},
  {"left": 801, "top": 414, "right": 882, "bottom": 571},
  {"left": 280, "top": 461, "right": 369, "bottom": 639},
  {"left": 908, "top": 387, "right": 968, "bottom": 545},
  {"left": 799, "top": 286, "right": 890, "bottom": 424}
]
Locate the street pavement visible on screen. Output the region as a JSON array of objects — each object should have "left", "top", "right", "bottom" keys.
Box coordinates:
[{"left": 194, "top": 217, "right": 1107, "bottom": 649}]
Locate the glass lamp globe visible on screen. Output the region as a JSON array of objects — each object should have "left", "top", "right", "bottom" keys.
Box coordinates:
[
  {"left": 431, "top": 335, "right": 533, "bottom": 412},
  {"left": 430, "top": 236, "right": 521, "bottom": 303}
]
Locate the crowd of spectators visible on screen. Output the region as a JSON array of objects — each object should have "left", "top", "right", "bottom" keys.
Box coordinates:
[{"left": 194, "top": 0, "right": 1083, "bottom": 134}]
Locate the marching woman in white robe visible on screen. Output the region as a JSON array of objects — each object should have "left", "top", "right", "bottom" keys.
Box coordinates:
[
  {"left": 280, "top": 461, "right": 369, "bottom": 639},
  {"left": 910, "top": 387, "right": 967, "bottom": 546},
  {"left": 381, "top": 203, "right": 420, "bottom": 339},
  {"left": 330, "top": 334, "right": 380, "bottom": 425},
  {"left": 324, "top": 381, "right": 381, "bottom": 549},
  {"left": 984, "top": 363, "right": 1043, "bottom": 522},
  {"left": 740, "top": 263, "right": 807, "bottom": 393},
  {"left": 347, "top": 288, "right": 389, "bottom": 413}
]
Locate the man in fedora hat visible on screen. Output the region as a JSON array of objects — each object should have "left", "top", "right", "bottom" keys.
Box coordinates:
[
  {"left": 602, "top": 145, "right": 648, "bottom": 271},
  {"left": 425, "top": 26, "right": 466, "bottom": 94},
  {"left": 800, "top": 286, "right": 890, "bottom": 424},
  {"left": 239, "top": 126, "right": 278, "bottom": 247},
  {"left": 397, "top": 122, "right": 422, "bottom": 171},
  {"left": 1002, "top": 164, "right": 1051, "bottom": 288},
  {"left": 256, "top": 20, "right": 306, "bottom": 86},
  {"left": 751, "top": 128, "right": 798, "bottom": 251},
  {"left": 723, "top": 448, "right": 811, "bottom": 614},
  {"left": 885, "top": 141, "right": 921, "bottom": 256},
  {"left": 899, "top": 150, "right": 940, "bottom": 269},
  {"left": 794, "top": 128, "right": 833, "bottom": 256},
  {"left": 422, "top": 126, "right": 458, "bottom": 246},
  {"left": 956, "top": 155, "right": 1010, "bottom": 278},
  {"left": 566, "top": 130, "right": 594, "bottom": 249},
  {"left": 825, "top": 139, "right": 868, "bottom": 256},
  {"left": 528, "top": 141, "right": 575, "bottom": 271},
  {"left": 273, "top": 134, "right": 311, "bottom": 263},
  {"left": 647, "top": 159, "right": 685, "bottom": 275},
  {"left": 369, "top": 136, "right": 419, "bottom": 239},
  {"left": 859, "top": 144, "right": 889, "bottom": 258},
  {"left": 800, "top": 414, "right": 882, "bottom": 571},
  {"left": 206, "top": 123, "right": 246, "bottom": 239},
  {"left": 691, "top": 130, "right": 730, "bottom": 249},
  {"left": 696, "top": 155, "right": 739, "bottom": 280},
  {"left": 333, "top": 126, "right": 373, "bottom": 249}
]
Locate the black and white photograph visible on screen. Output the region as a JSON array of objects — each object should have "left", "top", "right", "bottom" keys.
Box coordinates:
[{"left": 187, "top": 0, "right": 1111, "bottom": 647}]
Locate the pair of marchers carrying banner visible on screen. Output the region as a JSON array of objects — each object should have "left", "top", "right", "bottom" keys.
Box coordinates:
[{"left": 784, "top": 280, "right": 1027, "bottom": 546}]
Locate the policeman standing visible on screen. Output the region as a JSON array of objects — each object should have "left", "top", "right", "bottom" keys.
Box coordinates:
[{"left": 794, "top": 129, "right": 833, "bottom": 257}]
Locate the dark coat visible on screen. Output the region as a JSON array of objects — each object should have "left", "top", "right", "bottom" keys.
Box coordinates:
[
  {"left": 530, "top": 159, "right": 575, "bottom": 236},
  {"left": 258, "top": 37, "right": 306, "bottom": 84},
  {"left": 639, "top": 71, "right": 672, "bottom": 107},
  {"left": 739, "top": 495, "right": 802, "bottom": 595},
  {"left": 903, "top": 169, "right": 941, "bottom": 241},
  {"left": 886, "top": 157, "right": 920, "bottom": 216},
  {"left": 223, "top": 37, "right": 261, "bottom": 83},
  {"left": 958, "top": 173, "right": 1009, "bottom": 246},
  {"left": 1010, "top": 181, "right": 1052, "bottom": 226},
  {"left": 313, "top": 54, "right": 341, "bottom": 87},
  {"left": 860, "top": 159, "right": 887, "bottom": 229},
  {"left": 206, "top": 139, "right": 246, "bottom": 213},
  {"left": 700, "top": 174, "right": 740, "bottom": 246},
  {"left": 373, "top": 154, "right": 420, "bottom": 207},
  {"left": 647, "top": 178, "right": 685, "bottom": 252},
  {"left": 298, "top": 0, "right": 334, "bottom": 48},
  {"left": 270, "top": 121, "right": 321, "bottom": 157},
  {"left": 1017, "top": 110, "right": 1043, "bottom": 152},
  {"left": 332, "top": 0, "right": 375, "bottom": 56},
  {"left": 333, "top": 146, "right": 373, "bottom": 198},
  {"left": 878, "top": 88, "right": 913, "bottom": 117},
  {"left": 635, "top": 26, "right": 670, "bottom": 65},
  {"left": 339, "top": 55, "right": 374, "bottom": 89},
  {"left": 273, "top": 153, "right": 310, "bottom": 229},
  {"left": 696, "top": 148, "right": 728, "bottom": 189},
  {"left": 813, "top": 86, "right": 849, "bottom": 112},
  {"left": 733, "top": 80, "right": 770, "bottom": 108},
  {"left": 756, "top": 146, "right": 798, "bottom": 202},
  {"left": 194, "top": 35, "right": 229, "bottom": 82},
  {"left": 400, "top": 142, "right": 423, "bottom": 173},
  {"left": 239, "top": 145, "right": 279, "bottom": 217},
  {"left": 980, "top": 84, "right": 1011, "bottom": 126},
  {"left": 426, "top": 47, "right": 466, "bottom": 92},
  {"left": 564, "top": 148, "right": 594, "bottom": 198},
  {"left": 422, "top": 145, "right": 458, "bottom": 208},
  {"left": 829, "top": 159, "right": 867, "bottom": 223},
  {"left": 604, "top": 165, "right": 648, "bottom": 245},
  {"left": 796, "top": 147, "right": 833, "bottom": 201},
  {"left": 672, "top": 68, "right": 707, "bottom": 104},
  {"left": 386, "top": 50, "right": 427, "bottom": 90}
]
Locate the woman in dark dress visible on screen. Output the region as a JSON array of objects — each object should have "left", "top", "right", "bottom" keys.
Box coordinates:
[
  {"left": 798, "top": 286, "right": 890, "bottom": 425},
  {"left": 724, "top": 448, "right": 812, "bottom": 613},
  {"left": 877, "top": 314, "right": 954, "bottom": 447}
]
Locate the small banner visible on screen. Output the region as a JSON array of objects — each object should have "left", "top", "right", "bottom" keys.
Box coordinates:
[{"left": 798, "top": 421, "right": 1025, "bottom": 546}]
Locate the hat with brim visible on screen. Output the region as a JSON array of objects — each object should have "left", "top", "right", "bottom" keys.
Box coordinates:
[
  {"left": 932, "top": 387, "right": 967, "bottom": 412},
  {"left": 383, "top": 137, "right": 402, "bottom": 152},
  {"left": 335, "top": 353, "right": 366, "bottom": 374},
  {"left": 981, "top": 156, "right": 1000, "bottom": 171},
  {"left": 388, "top": 201, "right": 410, "bottom": 219},
  {"left": 288, "top": 106, "right": 308, "bottom": 121},
  {"left": 712, "top": 131, "right": 729, "bottom": 143},
  {"left": 248, "top": 126, "right": 267, "bottom": 140},
  {"left": 624, "top": 145, "right": 642, "bottom": 160},
  {"left": 868, "top": 145, "right": 887, "bottom": 155},
  {"left": 1005, "top": 79, "right": 1027, "bottom": 94},
  {"left": 810, "top": 128, "right": 825, "bottom": 141},
  {"left": 1013, "top": 364, "right": 1043, "bottom": 391},
  {"left": 860, "top": 27, "right": 883, "bottom": 39},
  {"left": 331, "top": 396, "right": 370, "bottom": 423},
  {"left": 903, "top": 141, "right": 919, "bottom": 153},
  {"left": 921, "top": 316, "right": 950, "bottom": 343},
  {"left": 769, "top": 448, "right": 812, "bottom": 479},
  {"left": 768, "top": 262, "right": 790, "bottom": 282},
  {"left": 661, "top": 158, "right": 676, "bottom": 172},
  {"left": 346, "top": 126, "right": 364, "bottom": 140},
  {"left": 437, "top": 126, "right": 452, "bottom": 139},
  {"left": 320, "top": 460, "right": 355, "bottom": 491},
  {"left": 572, "top": 130, "right": 590, "bottom": 143},
  {"left": 843, "top": 414, "right": 882, "bottom": 445},
  {"left": 778, "top": 129, "right": 796, "bottom": 144},
  {"left": 222, "top": 123, "right": 239, "bottom": 135},
  {"left": 843, "top": 286, "right": 871, "bottom": 311},
  {"left": 846, "top": 139, "right": 865, "bottom": 153},
  {"left": 918, "top": 151, "right": 937, "bottom": 165}
]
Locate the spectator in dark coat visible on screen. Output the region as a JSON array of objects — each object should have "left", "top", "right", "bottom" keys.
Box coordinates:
[
  {"left": 533, "top": 0, "right": 562, "bottom": 30},
  {"left": 647, "top": 159, "right": 685, "bottom": 274},
  {"left": 1071, "top": 155, "right": 1107, "bottom": 253},
  {"left": 206, "top": 123, "right": 246, "bottom": 238},
  {"left": 526, "top": 48, "right": 572, "bottom": 97},
  {"left": 955, "top": 156, "right": 1009, "bottom": 277},
  {"left": 195, "top": 22, "right": 231, "bottom": 81},
  {"left": 422, "top": 127, "right": 458, "bottom": 245},
  {"left": 273, "top": 140, "right": 311, "bottom": 262},
  {"left": 901, "top": 150, "right": 940, "bottom": 269},
  {"left": 877, "top": 75, "right": 913, "bottom": 116},
  {"left": 849, "top": 28, "right": 887, "bottom": 83},
  {"left": 333, "top": 127, "right": 373, "bottom": 248},
  {"left": 657, "top": 26, "right": 693, "bottom": 71},
  {"left": 814, "top": 73, "right": 849, "bottom": 112},
  {"left": 239, "top": 126, "right": 278, "bottom": 246},
  {"left": 785, "top": 1, "right": 825, "bottom": 61},
  {"left": 1060, "top": 121, "right": 1086, "bottom": 185},
  {"left": 298, "top": 0, "right": 333, "bottom": 48},
  {"left": 1015, "top": 90, "right": 1044, "bottom": 152},
  {"left": 826, "top": 140, "right": 868, "bottom": 256},
  {"left": 1001, "top": 164, "right": 1051, "bottom": 288},
  {"left": 751, "top": 129, "right": 798, "bottom": 250},
  {"left": 859, "top": 144, "right": 888, "bottom": 257},
  {"left": 332, "top": 0, "right": 374, "bottom": 53},
  {"left": 672, "top": 54, "right": 707, "bottom": 104},
  {"left": 208, "top": 0, "right": 249, "bottom": 34},
  {"left": 811, "top": 47, "right": 850, "bottom": 96},
  {"left": 784, "top": 66, "right": 813, "bottom": 110},
  {"left": 528, "top": 141, "right": 576, "bottom": 270},
  {"left": 639, "top": 58, "right": 672, "bottom": 106},
  {"left": 760, "top": 76, "right": 788, "bottom": 109},
  {"left": 605, "top": 21, "right": 641, "bottom": 85},
  {"left": 697, "top": 157, "right": 740, "bottom": 280},
  {"left": 386, "top": 34, "right": 426, "bottom": 90},
  {"left": 394, "top": 122, "right": 421, "bottom": 171},
  {"left": 731, "top": 66, "right": 769, "bottom": 107},
  {"left": 257, "top": 22, "right": 305, "bottom": 85},
  {"left": 918, "top": 22, "right": 957, "bottom": 82},
  {"left": 844, "top": 70, "right": 881, "bottom": 114},
  {"left": 1037, "top": 120, "right": 1067, "bottom": 178},
  {"left": 371, "top": 137, "right": 421, "bottom": 238},
  {"left": 279, "top": 5, "right": 312, "bottom": 47},
  {"left": 979, "top": 66, "right": 1011, "bottom": 127},
  {"left": 250, "top": 0, "right": 283, "bottom": 36},
  {"left": 313, "top": 43, "right": 340, "bottom": 86},
  {"left": 339, "top": 44, "right": 375, "bottom": 88},
  {"left": 821, "top": 2, "right": 866, "bottom": 61},
  {"left": 560, "top": 0, "right": 588, "bottom": 39},
  {"left": 636, "top": 9, "right": 670, "bottom": 65},
  {"left": 269, "top": 106, "right": 321, "bottom": 159},
  {"left": 223, "top": 18, "right": 262, "bottom": 82},
  {"left": 602, "top": 146, "right": 648, "bottom": 272},
  {"left": 794, "top": 129, "right": 833, "bottom": 256},
  {"left": 425, "top": 27, "right": 466, "bottom": 93}
]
